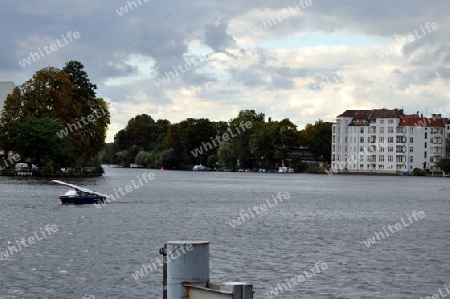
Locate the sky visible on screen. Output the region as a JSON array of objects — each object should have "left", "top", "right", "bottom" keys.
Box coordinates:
[{"left": 1, "top": 0, "right": 449, "bottom": 142}]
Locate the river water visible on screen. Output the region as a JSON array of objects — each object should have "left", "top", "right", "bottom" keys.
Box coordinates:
[{"left": 0, "top": 168, "right": 449, "bottom": 298}]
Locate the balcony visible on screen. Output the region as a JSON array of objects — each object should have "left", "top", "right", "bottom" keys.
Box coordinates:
[
  {"left": 396, "top": 136, "right": 407, "bottom": 143},
  {"left": 396, "top": 128, "right": 406, "bottom": 135}
]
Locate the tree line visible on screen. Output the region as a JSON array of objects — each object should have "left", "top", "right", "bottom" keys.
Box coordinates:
[{"left": 102, "top": 110, "right": 332, "bottom": 171}]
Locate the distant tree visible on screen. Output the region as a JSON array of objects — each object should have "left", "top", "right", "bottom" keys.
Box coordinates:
[
  {"left": 300, "top": 120, "right": 332, "bottom": 162},
  {"left": 102, "top": 143, "right": 117, "bottom": 165},
  {"left": 228, "top": 109, "right": 265, "bottom": 168},
  {"left": 218, "top": 140, "right": 238, "bottom": 170},
  {"left": 125, "top": 114, "right": 156, "bottom": 150},
  {"left": 116, "top": 150, "right": 131, "bottom": 167},
  {"left": 178, "top": 118, "right": 216, "bottom": 164},
  {"left": 437, "top": 157, "right": 450, "bottom": 173},
  {"left": 114, "top": 129, "right": 128, "bottom": 152}
]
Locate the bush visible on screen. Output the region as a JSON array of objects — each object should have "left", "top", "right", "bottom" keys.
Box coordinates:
[
  {"left": 413, "top": 168, "right": 426, "bottom": 176},
  {"left": 306, "top": 166, "right": 326, "bottom": 174},
  {"left": 292, "top": 159, "right": 308, "bottom": 173}
]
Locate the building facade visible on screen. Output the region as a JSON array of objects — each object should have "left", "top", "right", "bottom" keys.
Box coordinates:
[
  {"left": 0, "top": 81, "right": 15, "bottom": 111},
  {"left": 331, "top": 109, "right": 446, "bottom": 174}
]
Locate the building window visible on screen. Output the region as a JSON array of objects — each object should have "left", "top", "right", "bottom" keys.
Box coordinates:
[
  {"left": 379, "top": 155, "right": 385, "bottom": 162},
  {"left": 380, "top": 127, "right": 385, "bottom": 134},
  {"left": 388, "top": 127, "right": 394, "bottom": 133},
  {"left": 410, "top": 137, "right": 414, "bottom": 143},
  {"left": 425, "top": 142, "right": 427, "bottom": 148},
  {"left": 425, "top": 132, "right": 427, "bottom": 139},
  {"left": 388, "top": 137, "right": 394, "bottom": 143},
  {"left": 409, "top": 127, "right": 413, "bottom": 134},
  {"left": 379, "top": 119, "right": 385, "bottom": 124},
  {"left": 388, "top": 119, "right": 394, "bottom": 124},
  {"left": 409, "top": 156, "right": 413, "bottom": 163},
  {"left": 430, "top": 157, "right": 433, "bottom": 163},
  {"left": 409, "top": 147, "right": 413, "bottom": 152},
  {"left": 378, "top": 164, "right": 384, "bottom": 170},
  {"left": 379, "top": 136, "right": 385, "bottom": 143},
  {"left": 345, "top": 137, "right": 347, "bottom": 143},
  {"left": 388, "top": 146, "right": 394, "bottom": 152},
  {"left": 425, "top": 152, "right": 427, "bottom": 158},
  {"left": 360, "top": 137, "right": 364, "bottom": 143},
  {"left": 388, "top": 155, "right": 393, "bottom": 162},
  {"left": 360, "top": 127, "right": 364, "bottom": 133},
  {"left": 379, "top": 146, "right": 385, "bottom": 152}
]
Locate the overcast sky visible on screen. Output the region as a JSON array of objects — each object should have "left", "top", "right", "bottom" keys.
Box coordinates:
[{"left": 1, "top": 0, "right": 448, "bottom": 142}]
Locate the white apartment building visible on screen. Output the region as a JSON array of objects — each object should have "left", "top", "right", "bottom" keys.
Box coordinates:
[{"left": 331, "top": 109, "right": 445, "bottom": 174}]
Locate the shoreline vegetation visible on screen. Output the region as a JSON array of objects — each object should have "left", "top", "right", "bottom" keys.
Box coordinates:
[{"left": 0, "top": 166, "right": 104, "bottom": 177}]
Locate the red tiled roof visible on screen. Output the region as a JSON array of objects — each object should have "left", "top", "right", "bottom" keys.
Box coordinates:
[
  {"left": 399, "top": 117, "right": 445, "bottom": 127},
  {"left": 337, "top": 110, "right": 371, "bottom": 117},
  {"left": 338, "top": 108, "right": 405, "bottom": 118},
  {"left": 340, "top": 109, "right": 406, "bottom": 126}
]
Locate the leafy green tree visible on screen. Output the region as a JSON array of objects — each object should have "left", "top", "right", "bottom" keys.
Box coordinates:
[
  {"left": 114, "top": 129, "right": 128, "bottom": 152},
  {"left": 0, "top": 62, "right": 109, "bottom": 168},
  {"left": 9, "top": 116, "right": 71, "bottom": 166},
  {"left": 63, "top": 61, "right": 110, "bottom": 161},
  {"left": 437, "top": 157, "right": 450, "bottom": 173},
  {"left": 102, "top": 143, "right": 117, "bottom": 165},
  {"left": 125, "top": 114, "right": 156, "bottom": 150},
  {"left": 300, "top": 120, "right": 332, "bottom": 162},
  {"left": 228, "top": 109, "right": 265, "bottom": 168},
  {"left": 116, "top": 150, "right": 131, "bottom": 167},
  {"left": 218, "top": 140, "right": 238, "bottom": 170},
  {"left": 178, "top": 118, "right": 216, "bottom": 164}
]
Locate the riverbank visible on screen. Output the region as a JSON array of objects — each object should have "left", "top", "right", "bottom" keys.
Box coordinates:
[{"left": 0, "top": 166, "right": 104, "bottom": 177}]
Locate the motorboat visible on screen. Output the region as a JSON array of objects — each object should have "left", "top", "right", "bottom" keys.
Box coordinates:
[{"left": 52, "top": 180, "right": 108, "bottom": 204}]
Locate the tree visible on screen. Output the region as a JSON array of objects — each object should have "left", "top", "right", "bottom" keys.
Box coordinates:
[
  {"left": 8, "top": 116, "right": 71, "bottom": 166},
  {"left": 218, "top": 140, "right": 238, "bottom": 169},
  {"left": 178, "top": 118, "right": 216, "bottom": 164},
  {"left": 0, "top": 62, "right": 110, "bottom": 167},
  {"left": 125, "top": 114, "right": 156, "bottom": 150},
  {"left": 63, "top": 61, "right": 110, "bottom": 161},
  {"left": 437, "top": 157, "right": 450, "bottom": 173},
  {"left": 228, "top": 109, "right": 265, "bottom": 168},
  {"left": 1, "top": 67, "right": 79, "bottom": 126},
  {"left": 102, "top": 143, "right": 117, "bottom": 165},
  {"left": 300, "top": 120, "right": 332, "bottom": 162}
]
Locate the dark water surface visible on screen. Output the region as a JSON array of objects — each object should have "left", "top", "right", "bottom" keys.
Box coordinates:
[{"left": 1, "top": 168, "right": 449, "bottom": 298}]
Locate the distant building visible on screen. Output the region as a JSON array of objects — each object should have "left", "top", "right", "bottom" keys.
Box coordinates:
[
  {"left": 331, "top": 108, "right": 446, "bottom": 174},
  {"left": 0, "top": 81, "right": 15, "bottom": 112}
]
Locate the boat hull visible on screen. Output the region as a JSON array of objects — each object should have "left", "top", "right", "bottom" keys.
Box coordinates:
[{"left": 59, "top": 195, "right": 106, "bottom": 205}]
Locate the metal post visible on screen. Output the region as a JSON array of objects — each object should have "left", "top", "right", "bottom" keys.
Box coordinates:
[
  {"left": 165, "top": 241, "right": 209, "bottom": 299},
  {"left": 159, "top": 244, "right": 168, "bottom": 299}
]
